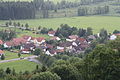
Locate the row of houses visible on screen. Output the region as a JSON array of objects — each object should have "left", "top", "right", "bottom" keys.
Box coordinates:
[{"left": 0, "top": 33, "right": 91, "bottom": 56}]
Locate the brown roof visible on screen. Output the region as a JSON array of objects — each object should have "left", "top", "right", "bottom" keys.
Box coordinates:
[
  {"left": 46, "top": 44, "right": 54, "bottom": 49},
  {"left": 49, "top": 50, "right": 56, "bottom": 54},
  {"left": 59, "top": 42, "right": 72, "bottom": 47}
]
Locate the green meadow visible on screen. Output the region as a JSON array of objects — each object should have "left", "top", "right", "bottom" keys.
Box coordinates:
[
  {"left": 3, "top": 0, "right": 79, "bottom": 2},
  {"left": 3, "top": 0, "right": 32, "bottom": 2},
  {"left": 4, "top": 51, "right": 32, "bottom": 60},
  {"left": 0, "top": 60, "right": 39, "bottom": 72},
  {"left": 1, "top": 16, "right": 120, "bottom": 33}
]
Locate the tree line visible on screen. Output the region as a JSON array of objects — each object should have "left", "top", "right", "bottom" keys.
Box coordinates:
[
  {"left": 78, "top": 5, "right": 109, "bottom": 16},
  {"left": 0, "top": 0, "right": 113, "bottom": 19},
  {"left": 0, "top": 2, "right": 35, "bottom": 20}
]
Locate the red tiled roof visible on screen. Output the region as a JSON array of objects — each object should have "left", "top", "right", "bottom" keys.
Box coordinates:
[
  {"left": 22, "top": 35, "right": 31, "bottom": 40},
  {"left": 114, "top": 33, "right": 120, "bottom": 36},
  {"left": 0, "top": 50, "right": 4, "bottom": 54},
  {"left": 77, "top": 38, "right": 86, "bottom": 42},
  {"left": 36, "top": 37, "right": 45, "bottom": 42},
  {"left": 0, "top": 40, "right": 3, "bottom": 45},
  {"left": 47, "top": 44, "right": 53, "bottom": 49},
  {"left": 12, "top": 38, "right": 27, "bottom": 46},
  {"left": 5, "top": 41, "right": 14, "bottom": 46},
  {"left": 48, "top": 31, "right": 56, "bottom": 34}
]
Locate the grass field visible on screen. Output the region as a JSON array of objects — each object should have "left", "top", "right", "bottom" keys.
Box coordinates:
[
  {"left": 17, "top": 30, "right": 50, "bottom": 39},
  {"left": 4, "top": 51, "right": 32, "bottom": 60},
  {"left": 0, "top": 26, "right": 50, "bottom": 39},
  {"left": 0, "top": 60, "right": 39, "bottom": 72},
  {"left": 1, "top": 16, "right": 120, "bottom": 33},
  {"left": 3, "top": 0, "right": 79, "bottom": 3},
  {"left": 3, "top": 0, "right": 32, "bottom": 2}
]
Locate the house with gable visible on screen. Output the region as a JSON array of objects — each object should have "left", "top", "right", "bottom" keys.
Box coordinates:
[
  {"left": 66, "top": 35, "right": 78, "bottom": 42},
  {"left": 48, "top": 31, "right": 56, "bottom": 36},
  {"left": 20, "top": 43, "right": 35, "bottom": 54},
  {"left": 35, "top": 37, "right": 45, "bottom": 44},
  {"left": 45, "top": 49, "right": 57, "bottom": 56},
  {"left": 57, "top": 42, "right": 72, "bottom": 51},
  {"left": 4, "top": 41, "right": 14, "bottom": 48}
]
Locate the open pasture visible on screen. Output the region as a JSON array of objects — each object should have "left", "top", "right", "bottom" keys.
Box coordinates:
[{"left": 0, "top": 16, "right": 119, "bottom": 33}]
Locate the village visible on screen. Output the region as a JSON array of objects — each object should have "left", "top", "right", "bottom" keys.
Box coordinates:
[
  {"left": 0, "top": 23, "right": 119, "bottom": 60},
  {"left": 0, "top": 30, "right": 89, "bottom": 57}
]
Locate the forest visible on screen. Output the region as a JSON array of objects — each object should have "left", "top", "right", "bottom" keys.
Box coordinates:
[{"left": 0, "top": 0, "right": 120, "bottom": 19}]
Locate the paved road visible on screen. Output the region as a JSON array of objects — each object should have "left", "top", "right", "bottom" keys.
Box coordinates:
[{"left": 0, "top": 55, "right": 38, "bottom": 63}]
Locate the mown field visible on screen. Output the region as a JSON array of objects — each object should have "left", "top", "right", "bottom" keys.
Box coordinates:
[
  {"left": 0, "top": 16, "right": 120, "bottom": 33},
  {"left": 0, "top": 60, "right": 39, "bottom": 72}
]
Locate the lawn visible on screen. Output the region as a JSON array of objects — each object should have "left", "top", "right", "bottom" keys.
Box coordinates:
[
  {"left": 3, "top": 51, "right": 32, "bottom": 60},
  {"left": 0, "top": 60, "right": 39, "bottom": 72},
  {"left": 1, "top": 16, "right": 120, "bottom": 33}
]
